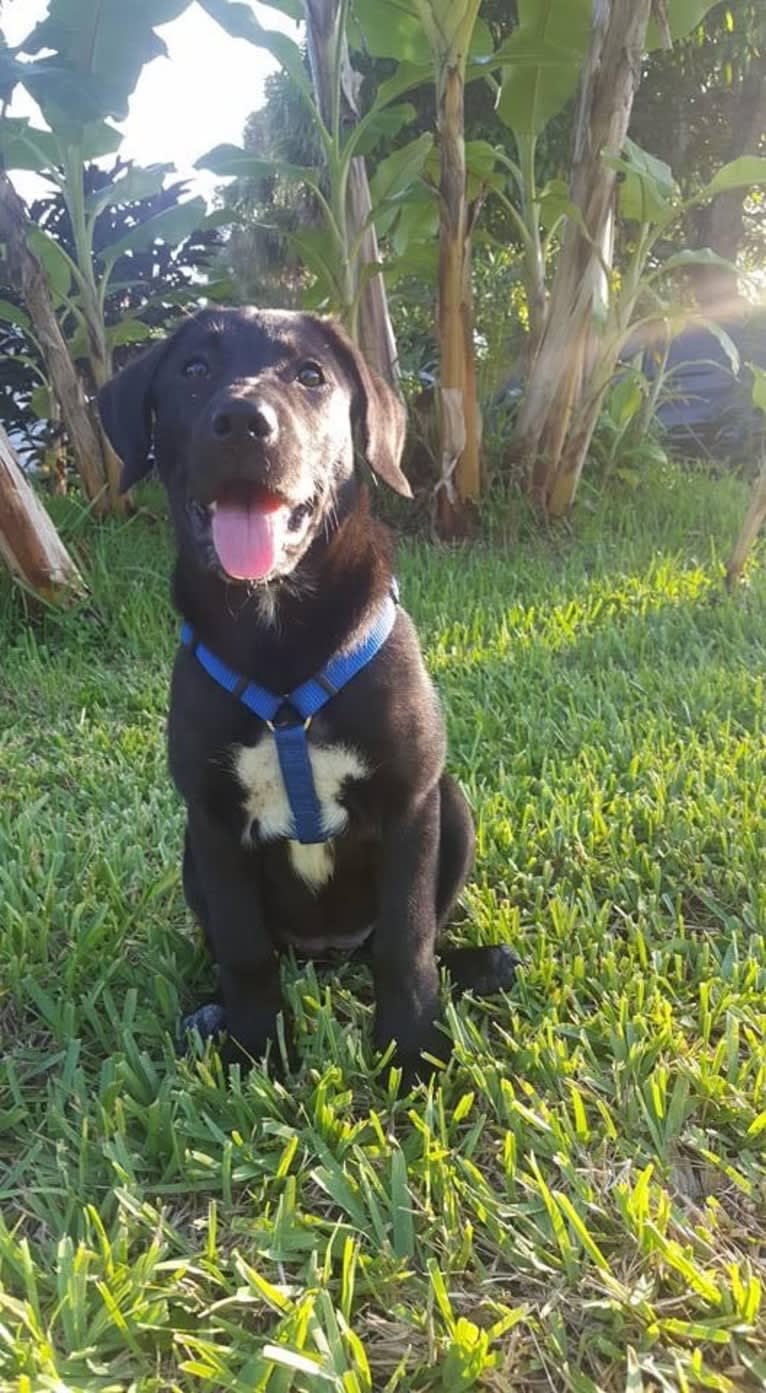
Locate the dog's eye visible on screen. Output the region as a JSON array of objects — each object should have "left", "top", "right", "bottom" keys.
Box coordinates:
[
  {"left": 183, "top": 358, "right": 210, "bottom": 380},
  {"left": 297, "top": 362, "right": 325, "bottom": 388}
]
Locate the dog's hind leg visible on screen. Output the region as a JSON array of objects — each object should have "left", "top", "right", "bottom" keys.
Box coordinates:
[
  {"left": 183, "top": 824, "right": 210, "bottom": 938},
  {"left": 436, "top": 775, "right": 518, "bottom": 998},
  {"left": 435, "top": 773, "right": 475, "bottom": 929},
  {"left": 178, "top": 824, "right": 228, "bottom": 1047},
  {"left": 350, "top": 776, "right": 516, "bottom": 1002}
]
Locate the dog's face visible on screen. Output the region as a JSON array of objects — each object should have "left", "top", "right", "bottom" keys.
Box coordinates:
[{"left": 97, "top": 307, "right": 409, "bottom": 584}]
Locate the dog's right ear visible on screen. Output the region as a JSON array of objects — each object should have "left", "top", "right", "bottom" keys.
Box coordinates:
[
  {"left": 316, "top": 317, "right": 412, "bottom": 498},
  {"left": 96, "top": 338, "right": 168, "bottom": 492}
]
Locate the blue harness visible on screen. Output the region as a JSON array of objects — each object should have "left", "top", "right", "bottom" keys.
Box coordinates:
[{"left": 180, "top": 589, "right": 398, "bottom": 845}]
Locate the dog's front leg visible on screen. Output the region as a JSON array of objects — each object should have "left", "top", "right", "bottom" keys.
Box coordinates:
[
  {"left": 373, "top": 783, "right": 445, "bottom": 1080},
  {"left": 186, "top": 811, "right": 281, "bottom": 1068}
]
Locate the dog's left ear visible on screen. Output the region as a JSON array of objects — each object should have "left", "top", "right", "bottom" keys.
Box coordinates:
[
  {"left": 321, "top": 319, "right": 412, "bottom": 498},
  {"left": 96, "top": 338, "right": 169, "bottom": 492}
]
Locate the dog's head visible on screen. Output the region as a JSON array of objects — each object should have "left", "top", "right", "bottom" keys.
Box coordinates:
[{"left": 97, "top": 307, "right": 409, "bottom": 584}]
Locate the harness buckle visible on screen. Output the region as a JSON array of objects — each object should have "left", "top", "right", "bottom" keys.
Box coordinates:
[{"left": 266, "top": 701, "right": 312, "bottom": 734}]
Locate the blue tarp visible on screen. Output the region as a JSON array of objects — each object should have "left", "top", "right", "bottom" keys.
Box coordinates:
[
  {"left": 642, "top": 327, "right": 740, "bottom": 429},
  {"left": 629, "top": 315, "right": 766, "bottom": 452}
]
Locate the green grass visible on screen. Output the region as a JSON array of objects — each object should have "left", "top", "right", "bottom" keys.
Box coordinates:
[{"left": 1, "top": 465, "right": 766, "bottom": 1392}]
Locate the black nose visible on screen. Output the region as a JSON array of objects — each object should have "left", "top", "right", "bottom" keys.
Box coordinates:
[{"left": 210, "top": 398, "right": 279, "bottom": 443}]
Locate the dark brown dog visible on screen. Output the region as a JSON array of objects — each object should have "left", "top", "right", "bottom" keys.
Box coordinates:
[{"left": 97, "top": 307, "right": 515, "bottom": 1081}]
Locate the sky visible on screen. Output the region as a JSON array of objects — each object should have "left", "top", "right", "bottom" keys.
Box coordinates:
[{"left": 4, "top": 0, "right": 301, "bottom": 201}]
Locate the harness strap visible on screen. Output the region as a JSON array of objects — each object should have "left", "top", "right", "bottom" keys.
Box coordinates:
[
  {"left": 273, "top": 720, "right": 325, "bottom": 845},
  {"left": 180, "top": 590, "right": 398, "bottom": 845}
]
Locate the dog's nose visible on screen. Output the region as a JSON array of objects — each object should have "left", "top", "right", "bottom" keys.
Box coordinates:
[{"left": 210, "top": 399, "right": 278, "bottom": 443}]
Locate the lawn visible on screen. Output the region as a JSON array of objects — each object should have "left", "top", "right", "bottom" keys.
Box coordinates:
[{"left": 1, "top": 465, "right": 765, "bottom": 1392}]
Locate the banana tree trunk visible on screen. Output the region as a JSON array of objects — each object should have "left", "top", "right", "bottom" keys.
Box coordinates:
[
  {"left": 514, "top": 0, "right": 654, "bottom": 516},
  {"left": 346, "top": 159, "right": 400, "bottom": 385},
  {"left": 0, "top": 425, "right": 85, "bottom": 602},
  {"left": 303, "top": 0, "right": 400, "bottom": 388},
  {"left": 0, "top": 172, "right": 123, "bottom": 516},
  {"left": 434, "top": 58, "right": 481, "bottom": 536},
  {"left": 516, "top": 135, "right": 548, "bottom": 368},
  {"left": 726, "top": 455, "right": 766, "bottom": 588}
]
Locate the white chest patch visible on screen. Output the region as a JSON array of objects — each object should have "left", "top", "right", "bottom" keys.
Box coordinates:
[{"left": 233, "top": 736, "right": 368, "bottom": 891}]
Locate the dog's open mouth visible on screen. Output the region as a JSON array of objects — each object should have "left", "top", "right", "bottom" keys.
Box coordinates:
[{"left": 207, "top": 481, "right": 315, "bottom": 581}]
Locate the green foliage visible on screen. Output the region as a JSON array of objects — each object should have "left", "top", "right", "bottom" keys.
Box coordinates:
[
  {"left": 370, "top": 134, "right": 435, "bottom": 210},
  {"left": 497, "top": 0, "right": 589, "bottom": 139},
  {"left": 0, "top": 0, "right": 215, "bottom": 509},
  {"left": 608, "top": 137, "right": 766, "bottom": 269},
  {"left": 197, "top": 0, "right": 314, "bottom": 103},
  {"left": 0, "top": 124, "right": 210, "bottom": 388},
  {"left": 0, "top": 114, "right": 122, "bottom": 174},
  {"left": 1, "top": 471, "right": 766, "bottom": 1386},
  {"left": 702, "top": 156, "right": 766, "bottom": 199},
  {"left": 348, "top": 0, "right": 494, "bottom": 66},
  {"left": 200, "top": 144, "right": 317, "bottom": 185},
  {"left": 611, "top": 138, "right": 677, "bottom": 225},
  {"left": 411, "top": 0, "right": 487, "bottom": 71},
  {"left": 567, "top": 134, "right": 766, "bottom": 486},
  {"left": 632, "top": 0, "right": 766, "bottom": 277},
  {"left": 635, "top": 0, "right": 765, "bottom": 186},
  {"left": 591, "top": 366, "right": 670, "bottom": 486},
  {"left": 348, "top": 0, "right": 434, "bottom": 64},
  {"left": 0, "top": 163, "right": 224, "bottom": 458},
  {"left": 196, "top": 0, "right": 456, "bottom": 326},
  {"left": 750, "top": 364, "right": 766, "bottom": 415},
  {"left": 4, "top": 0, "right": 190, "bottom": 132},
  {"left": 199, "top": 0, "right": 526, "bottom": 326},
  {"left": 646, "top": 0, "right": 726, "bottom": 50}
]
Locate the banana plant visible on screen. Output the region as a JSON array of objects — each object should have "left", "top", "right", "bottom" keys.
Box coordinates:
[
  {"left": 352, "top": 0, "right": 498, "bottom": 532},
  {"left": 410, "top": 0, "right": 484, "bottom": 531},
  {"left": 347, "top": 0, "right": 568, "bottom": 528},
  {"left": 1, "top": 0, "right": 198, "bottom": 366},
  {"left": 0, "top": 124, "right": 208, "bottom": 386},
  {"left": 507, "top": 0, "right": 729, "bottom": 518},
  {"left": 195, "top": 0, "right": 442, "bottom": 371},
  {"left": 493, "top": 0, "right": 725, "bottom": 374},
  {"left": 194, "top": 0, "right": 559, "bottom": 525},
  {"left": 0, "top": 0, "right": 204, "bottom": 510},
  {"left": 604, "top": 145, "right": 766, "bottom": 434},
  {"left": 495, "top": 0, "right": 591, "bottom": 363},
  {"left": 539, "top": 136, "right": 766, "bottom": 517}
]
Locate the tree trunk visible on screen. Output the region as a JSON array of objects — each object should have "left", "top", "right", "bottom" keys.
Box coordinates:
[
  {"left": 44, "top": 401, "right": 69, "bottom": 496},
  {"left": 347, "top": 159, "right": 400, "bottom": 386},
  {"left": 434, "top": 61, "right": 481, "bottom": 537},
  {"left": 0, "top": 426, "right": 85, "bottom": 602},
  {"left": 303, "top": 0, "right": 400, "bottom": 388},
  {"left": 514, "top": 0, "right": 654, "bottom": 516},
  {"left": 726, "top": 454, "right": 766, "bottom": 588},
  {"left": 0, "top": 171, "right": 122, "bottom": 516},
  {"left": 690, "top": 53, "right": 766, "bottom": 315},
  {"left": 517, "top": 135, "right": 548, "bottom": 368}
]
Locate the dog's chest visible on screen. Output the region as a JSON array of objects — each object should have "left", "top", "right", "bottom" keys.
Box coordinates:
[{"left": 232, "top": 734, "right": 368, "bottom": 888}]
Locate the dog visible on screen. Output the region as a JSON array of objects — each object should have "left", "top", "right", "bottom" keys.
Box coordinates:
[{"left": 97, "top": 306, "right": 516, "bottom": 1082}]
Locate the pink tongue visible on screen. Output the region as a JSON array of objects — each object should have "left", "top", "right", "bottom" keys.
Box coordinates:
[{"left": 212, "top": 497, "right": 288, "bottom": 580}]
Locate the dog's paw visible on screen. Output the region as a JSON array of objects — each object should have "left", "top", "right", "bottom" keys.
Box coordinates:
[
  {"left": 178, "top": 996, "right": 287, "bottom": 1076},
  {"left": 441, "top": 943, "right": 519, "bottom": 998},
  {"left": 223, "top": 1012, "right": 290, "bottom": 1076},
  {"left": 376, "top": 1014, "right": 450, "bottom": 1092},
  {"left": 177, "top": 1001, "right": 228, "bottom": 1053}
]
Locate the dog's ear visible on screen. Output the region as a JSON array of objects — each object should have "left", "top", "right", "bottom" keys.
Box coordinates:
[
  {"left": 321, "top": 319, "right": 411, "bottom": 498},
  {"left": 96, "top": 338, "right": 168, "bottom": 492}
]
